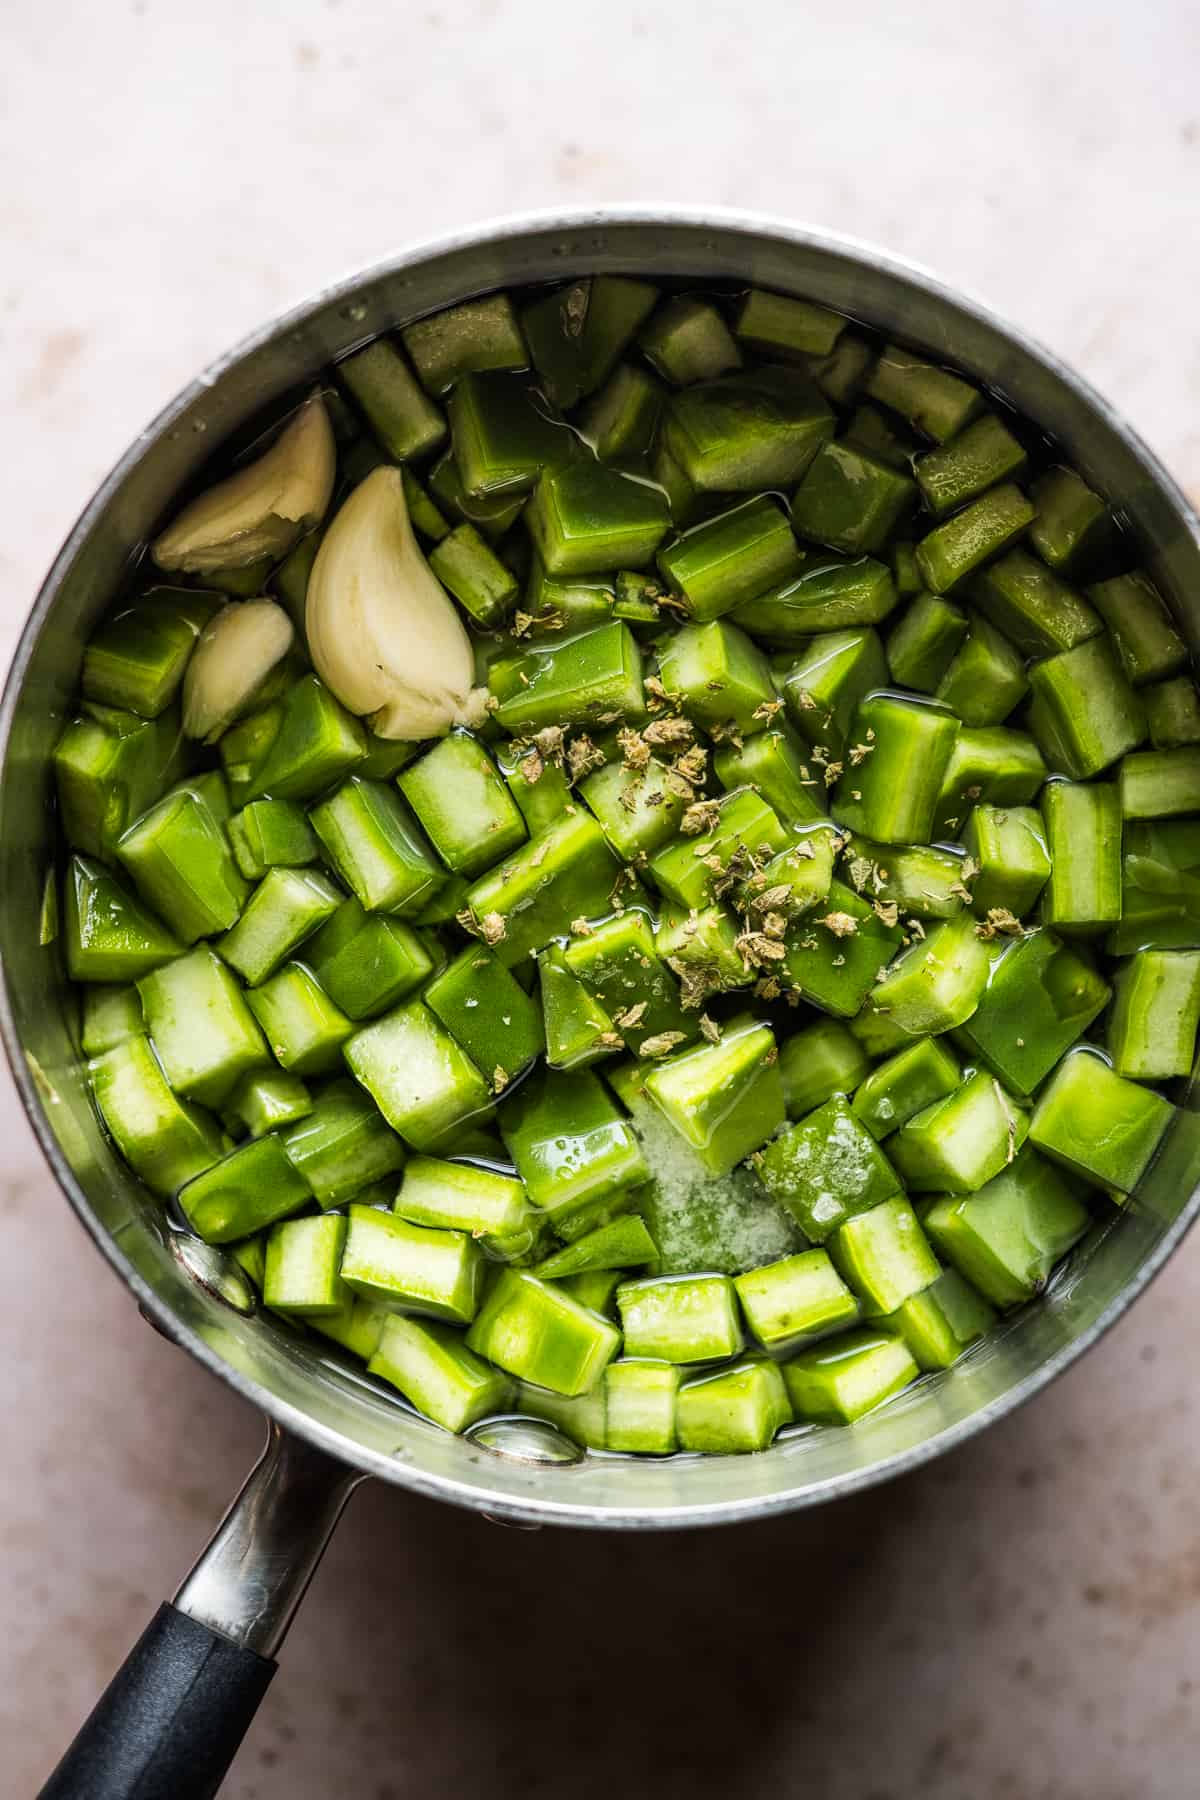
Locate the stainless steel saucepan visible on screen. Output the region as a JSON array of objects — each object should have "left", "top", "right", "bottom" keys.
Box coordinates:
[{"left": 8, "top": 209, "right": 1200, "bottom": 1800}]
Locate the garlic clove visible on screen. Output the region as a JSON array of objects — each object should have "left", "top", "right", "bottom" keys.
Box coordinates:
[
  {"left": 152, "top": 395, "right": 336, "bottom": 576},
  {"left": 306, "top": 465, "right": 487, "bottom": 741},
  {"left": 183, "top": 598, "right": 295, "bottom": 742}
]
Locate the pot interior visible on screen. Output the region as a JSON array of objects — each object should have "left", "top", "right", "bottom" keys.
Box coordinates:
[{"left": 6, "top": 212, "right": 1200, "bottom": 1526}]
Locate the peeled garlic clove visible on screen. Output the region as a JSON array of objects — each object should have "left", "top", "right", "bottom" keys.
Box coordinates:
[
  {"left": 152, "top": 395, "right": 336, "bottom": 575},
  {"left": 306, "top": 465, "right": 487, "bottom": 741},
  {"left": 183, "top": 598, "right": 295, "bottom": 742}
]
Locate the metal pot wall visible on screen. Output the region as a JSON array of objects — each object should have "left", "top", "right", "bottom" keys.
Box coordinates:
[{"left": 10, "top": 210, "right": 1200, "bottom": 1799}]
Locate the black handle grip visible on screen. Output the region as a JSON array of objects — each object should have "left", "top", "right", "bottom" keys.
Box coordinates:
[{"left": 39, "top": 1602, "right": 275, "bottom": 1800}]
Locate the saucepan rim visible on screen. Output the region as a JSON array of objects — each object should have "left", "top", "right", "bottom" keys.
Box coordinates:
[{"left": 4, "top": 204, "right": 1199, "bottom": 1528}]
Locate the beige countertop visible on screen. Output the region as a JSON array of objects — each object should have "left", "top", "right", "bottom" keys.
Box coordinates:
[{"left": 3, "top": 4, "right": 1200, "bottom": 1794}]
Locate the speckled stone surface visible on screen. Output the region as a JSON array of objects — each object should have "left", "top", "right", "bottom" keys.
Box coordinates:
[{"left": 4, "top": 4, "right": 1200, "bottom": 1795}]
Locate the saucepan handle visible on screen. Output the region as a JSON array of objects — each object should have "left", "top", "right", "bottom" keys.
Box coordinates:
[
  {"left": 38, "top": 1602, "right": 275, "bottom": 1800},
  {"left": 40, "top": 1422, "right": 364, "bottom": 1800}
]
